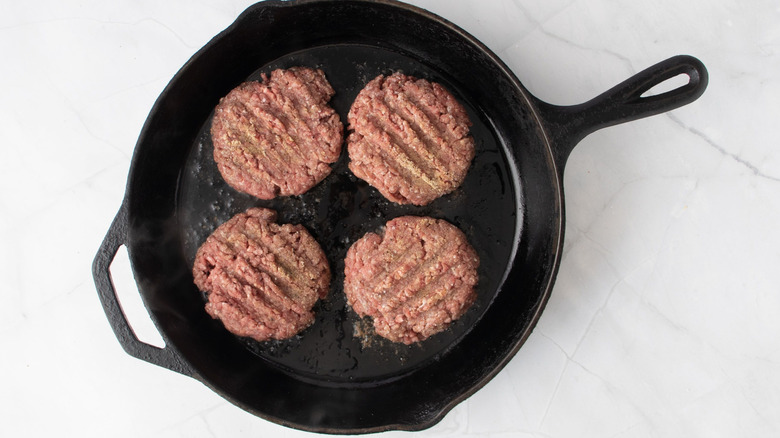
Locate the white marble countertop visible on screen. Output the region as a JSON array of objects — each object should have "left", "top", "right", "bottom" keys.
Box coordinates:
[{"left": 2, "top": 0, "right": 779, "bottom": 436}]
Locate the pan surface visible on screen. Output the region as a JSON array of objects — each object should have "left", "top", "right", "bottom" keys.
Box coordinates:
[
  {"left": 178, "top": 43, "right": 520, "bottom": 384},
  {"left": 93, "top": 0, "right": 706, "bottom": 433}
]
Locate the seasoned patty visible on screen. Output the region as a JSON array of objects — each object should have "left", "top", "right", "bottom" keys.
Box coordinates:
[
  {"left": 347, "top": 72, "right": 475, "bottom": 206},
  {"left": 192, "top": 208, "right": 330, "bottom": 342},
  {"left": 344, "top": 216, "right": 479, "bottom": 344},
  {"left": 210, "top": 67, "right": 343, "bottom": 199}
]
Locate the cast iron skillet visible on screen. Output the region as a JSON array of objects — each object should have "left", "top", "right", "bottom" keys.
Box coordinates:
[{"left": 92, "top": 0, "right": 707, "bottom": 433}]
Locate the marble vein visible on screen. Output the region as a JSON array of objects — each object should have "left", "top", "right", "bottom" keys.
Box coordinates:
[
  {"left": 141, "top": 17, "right": 199, "bottom": 50},
  {"left": 666, "top": 112, "right": 780, "bottom": 182},
  {"left": 607, "top": 422, "right": 645, "bottom": 438},
  {"left": 155, "top": 402, "right": 224, "bottom": 436},
  {"left": 570, "top": 361, "right": 652, "bottom": 434},
  {"left": 94, "top": 76, "right": 169, "bottom": 103},
  {"left": 536, "top": 334, "right": 570, "bottom": 429},
  {"left": 71, "top": 108, "right": 132, "bottom": 161},
  {"left": 571, "top": 281, "right": 620, "bottom": 353},
  {"left": 510, "top": 0, "right": 635, "bottom": 73},
  {"left": 739, "top": 389, "right": 775, "bottom": 432},
  {"left": 510, "top": 0, "right": 578, "bottom": 35},
  {"left": 20, "top": 279, "right": 87, "bottom": 319},
  {"left": 561, "top": 187, "right": 642, "bottom": 260},
  {"left": 0, "top": 16, "right": 198, "bottom": 49},
  {"left": 12, "top": 159, "right": 127, "bottom": 227}
]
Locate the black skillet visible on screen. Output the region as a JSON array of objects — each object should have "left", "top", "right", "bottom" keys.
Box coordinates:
[{"left": 92, "top": 0, "right": 707, "bottom": 433}]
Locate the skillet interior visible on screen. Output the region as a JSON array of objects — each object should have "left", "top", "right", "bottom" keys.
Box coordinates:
[
  {"left": 179, "top": 44, "right": 518, "bottom": 384},
  {"left": 124, "top": 0, "right": 563, "bottom": 431}
]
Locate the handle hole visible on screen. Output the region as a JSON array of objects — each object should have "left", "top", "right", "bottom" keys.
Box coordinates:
[
  {"left": 640, "top": 72, "right": 690, "bottom": 98},
  {"left": 110, "top": 245, "right": 166, "bottom": 349}
]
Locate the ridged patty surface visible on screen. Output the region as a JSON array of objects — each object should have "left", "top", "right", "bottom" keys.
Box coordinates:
[
  {"left": 344, "top": 216, "right": 479, "bottom": 344},
  {"left": 347, "top": 72, "right": 475, "bottom": 206},
  {"left": 193, "top": 208, "right": 330, "bottom": 341},
  {"left": 211, "top": 67, "right": 343, "bottom": 199}
]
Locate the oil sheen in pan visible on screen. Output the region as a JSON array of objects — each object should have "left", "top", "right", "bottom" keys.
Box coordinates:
[{"left": 177, "top": 44, "right": 520, "bottom": 386}]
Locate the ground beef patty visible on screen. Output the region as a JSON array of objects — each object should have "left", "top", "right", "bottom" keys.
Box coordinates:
[
  {"left": 344, "top": 216, "right": 479, "bottom": 344},
  {"left": 347, "top": 73, "right": 475, "bottom": 206},
  {"left": 192, "top": 208, "right": 330, "bottom": 341},
  {"left": 210, "top": 67, "right": 343, "bottom": 199}
]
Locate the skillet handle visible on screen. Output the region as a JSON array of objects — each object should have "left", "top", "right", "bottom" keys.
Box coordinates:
[
  {"left": 535, "top": 55, "right": 708, "bottom": 171},
  {"left": 92, "top": 201, "right": 194, "bottom": 377}
]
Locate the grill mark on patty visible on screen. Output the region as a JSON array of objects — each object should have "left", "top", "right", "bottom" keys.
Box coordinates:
[
  {"left": 402, "top": 84, "right": 475, "bottom": 176},
  {"left": 248, "top": 92, "right": 314, "bottom": 174},
  {"left": 401, "top": 81, "right": 465, "bottom": 144},
  {"left": 226, "top": 270, "right": 286, "bottom": 323},
  {"left": 343, "top": 216, "right": 479, "bottom": 344},
  {"left": 193, "top": 208, "right": 329, "bottom": 341},
  {"left": 239, "top": 223, "right": 322, "bottom": 307},
  {"left": 286, "top": 100, "right": 338, "bottom": 169},
  {"left": 219, "top": 157, "right": 279, "bottom": 198},
  {"left": 394, "top": 262, "right": 463, "bottom": 319},
  {"left": 247, "top": 98, "right": 311, "bottom": 169},
  {"left": 206, "top": 271, "right": 286, "bottom": 334},
  {"left": 210, "top": 67, "right": 342, "bottom": 199},
  {"left": 274, "top": 67, "right": 332, "bottom": 104},
  {"left": 350, "top": 135, "right": 411, "bottom": 197},
  {"left": 265, "top": 93, "right": 317, "bottom": 165},
  {"left": 343, "top": 235, "right": 382, "bottom": 316},
  {"left": 231, "top": 247, "right": 309, "bottom": 315},
  {"left": 348, "top": 133, "right": 415, "bottom": 201},
  {"left": 384, "top": 90, "right": 462, "bottom": 174},
  {"left": 364, "top": 98, "right": 446, "bottom": 182},
  {"left": 410, "top": 269, "right": 460, "bottom": 316},
  {"left": 359, "top": 118, "right": 441, "bottom": 191},
  {"left": 253, "top": 270, "right": 310, "bottom": 318},
  {"left": 360, "top": 232, "right": 422, "bottom": 294},
  {"left": 372, "top": 234, "right": 461, "bottom": 315},
  {"left": 254, "top": 231, "right": 321, "bottom": 306},
  {"left": 228, "top": 85, "right": 337, "bottom": 195},
  {"left": 276, "top": 71, "right": 325, "bottom": 141},
  {"left": 271, "top": 69, "right": 341, "bottom": 165},
  {"left": 230, "top": 130, "right": 285, "bottom": 187},
  {"left": 350, "top": 219, "right": 459, "bottom": 318},
  {"left": 216, "top": 233, "right": 304, "bottom": 315},
  {"left": 265, "top": 224, "right": 323, "bottom": 274},
  {"left": 346, "top": 73, "right": 474, "bottom": 206},
  {"left": 219, "top": 101, "right": 289, "bottom": 190}
]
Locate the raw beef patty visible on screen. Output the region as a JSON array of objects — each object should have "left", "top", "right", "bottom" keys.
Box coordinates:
[
  {"left": 347, "top": 72, "right": 475, "bottom": 206},
  {"left": 210, "top": 67, "right": 343, "bottom": 199},
  {"left": 344, "top": 216, "right": 479, "bottom": 344},
  {"left": 192, "top": 207, "right": 330, "bottom": 341}
]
